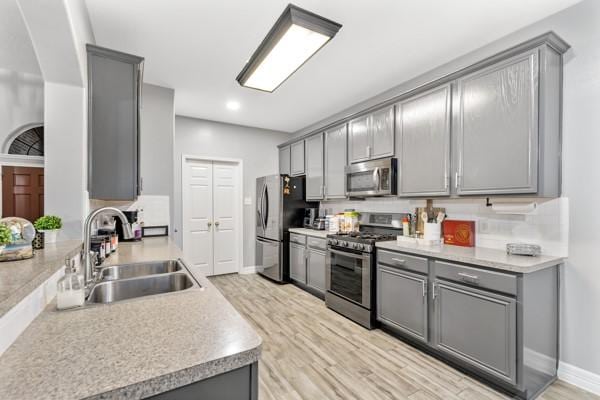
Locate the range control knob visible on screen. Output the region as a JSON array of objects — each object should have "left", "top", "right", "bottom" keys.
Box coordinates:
[
  {"left": 332, "top": 239, "right": 338, "bottom": 246},
  {"left": 356, "top": 244, "right": 365, "bottom": 251},
  {"left": 341, "top": 241, "right": 348, "bottom": 247}
]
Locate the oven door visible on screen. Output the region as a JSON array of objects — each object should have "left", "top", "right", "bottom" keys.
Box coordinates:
[{"left": 326, "top": 247, "right": 372, "bottom": 308}]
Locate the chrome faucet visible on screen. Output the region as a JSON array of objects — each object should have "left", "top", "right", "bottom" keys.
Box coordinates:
[{"left": 82, "top": 207, "right": 134, "bottom": 288}]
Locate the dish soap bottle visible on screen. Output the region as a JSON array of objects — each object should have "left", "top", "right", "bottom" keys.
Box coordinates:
[{"left": 56, "top": 258, "right": 84, "bottom": 310}]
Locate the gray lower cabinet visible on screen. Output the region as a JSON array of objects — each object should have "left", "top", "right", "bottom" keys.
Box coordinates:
[
  {"left": 279, "top": 146, "right": 291, "bottom": 175},
  {"left": 397, "top": 85, "right": 451, "bottom": 197},
  {"left": 324, "top": 124, "right": 347, "bottom": 199},
  {"left": 87, "top": 44, "right": 144, "bottom": 200},
  {"left": 290, "top": 141, "right": 305, "bottom": 176},
  {"left": 455, "top": 49, "right": 539, "bottom": 195},
  {"left": 348, "top": 105, "right": 394, "bottom": 163},
  {"left": 305, "top": 133, "right": 324, "bottom": 200},
  {"left": 377, "top": 265, "right": 428, "bottom": 342},
  {"left": 306, "top": 249, "right": 326, "bottom": 294},
  {"left": 433, "top": 280, "right": 517, "bottom": 384},
  {"left": 289, "top": 242, "right": 306, "bottom": 283}
]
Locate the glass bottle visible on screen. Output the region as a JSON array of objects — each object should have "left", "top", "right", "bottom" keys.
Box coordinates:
[{"left": 56, "top": 258, "right": 85, "bottom": 310}]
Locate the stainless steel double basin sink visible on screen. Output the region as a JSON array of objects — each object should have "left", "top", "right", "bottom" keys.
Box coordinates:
[{"left": 86, "top": 259, "right": 199, "bottom": 305}]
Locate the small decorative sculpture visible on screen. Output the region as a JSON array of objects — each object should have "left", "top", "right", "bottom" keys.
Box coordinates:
[{"left": 0, "top": 217, "right": 35, "bottom": 261}]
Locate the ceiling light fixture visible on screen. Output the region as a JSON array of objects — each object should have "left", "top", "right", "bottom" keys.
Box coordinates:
[
  {"left": 236, "top": 4, "right": 342, "bottom": 92},
  {"left": 226, "top": 100, "right": 241, "bottom": 111}
]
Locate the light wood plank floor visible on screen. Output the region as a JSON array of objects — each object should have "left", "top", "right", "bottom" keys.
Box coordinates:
[{"left": 210, "top": 273, "right": 597, "bottom": 400}]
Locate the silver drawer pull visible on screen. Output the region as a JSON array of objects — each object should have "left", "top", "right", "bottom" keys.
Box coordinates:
[
  {"left": 391, "top": 258, "right": 406, "bottom": 264},
  {"left": 458, "top": 272, "right": 479, "bottom": 281}
]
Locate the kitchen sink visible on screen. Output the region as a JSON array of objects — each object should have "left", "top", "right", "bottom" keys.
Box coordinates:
[
  {"left": 86, "top": 272, "right": 195, "bottom": 304},
  {"left": 98, "top": 259, "right": 183, "bottom": 281}
]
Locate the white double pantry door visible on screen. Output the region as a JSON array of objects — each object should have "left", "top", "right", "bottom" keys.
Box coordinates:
[{"left": 183, "top": 158, "right": 240, "bottom": 276}]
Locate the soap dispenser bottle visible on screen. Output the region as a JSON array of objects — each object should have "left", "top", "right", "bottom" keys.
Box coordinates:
[{"left": 56, "top": 258, "right": 85, "bottom": 310}]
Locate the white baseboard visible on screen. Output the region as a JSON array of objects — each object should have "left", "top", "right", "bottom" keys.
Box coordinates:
[
  {"left": 0, "top": 267, "right": 64, "bottom": 356},
  {"left": 559, "top": 361, "right": 600, "bottom": 396},
  {"left": 239, "top": 266, "right": 257, "bottom": 275}
]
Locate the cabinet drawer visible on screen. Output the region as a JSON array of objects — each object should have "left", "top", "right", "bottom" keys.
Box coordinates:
[
  {"left": 289, "top": 233, "right": 306, "bottom": 245},
  {"left": 377, "top": 250, "right": 428, "bottom": 275},
  {"left": 434, "top": 261, "right": 517, "bottom": 296},
  {"left": 307, "top": 237, "right": 326, "bottom": 251}
]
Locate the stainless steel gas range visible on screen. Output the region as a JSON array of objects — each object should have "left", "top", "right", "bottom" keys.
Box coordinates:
[{"left": 325, "top": 212, "right": 407, "bottom": 329}]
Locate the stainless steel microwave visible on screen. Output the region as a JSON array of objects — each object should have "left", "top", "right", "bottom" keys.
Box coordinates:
[{"left": 345, "top": 158, "right": 397, "bottom": 197}]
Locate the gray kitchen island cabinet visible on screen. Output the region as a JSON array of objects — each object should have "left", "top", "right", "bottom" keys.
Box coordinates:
[
  {"left": 305, "top": 133, "right": 324, "bottom": 200},
  {"left": 87, "top": 44, "right": 144, "bottom": 200},
  {"left": 397, "top": 85, "right": 451, "bottom": 197},
  {"left": 279, "top": 145, "right": 291, "bottom": 175},
  {"left": 290, "top": 141, "right": 305, "bottom": 176},
  {"left": 348, "top": 105, "right": 394, "bottom": 163},
  {"left": 324, "top": 124, "right": 347, "bottom": 199}
]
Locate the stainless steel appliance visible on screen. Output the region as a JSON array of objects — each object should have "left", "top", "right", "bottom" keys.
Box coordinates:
[
  {"left": 345, "top": 157, "right": 397, "bottom": 197},
  {"left": 325, "top": 212, "right": 406, "bottom": 329},
  {"left": 256, "top": 175, "right": 318, "bottom": 282},
  {"left": 303, "top": 208, "right": 318, "bottom": 228}
]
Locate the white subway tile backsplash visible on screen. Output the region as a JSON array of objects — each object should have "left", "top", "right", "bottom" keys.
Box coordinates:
[{"left": 321, "top": 197, "right": 569, "bottom": 257}]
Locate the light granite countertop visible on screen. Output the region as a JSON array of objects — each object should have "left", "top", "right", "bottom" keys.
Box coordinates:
[
  {"left": 0, "top": 237, "right": 262, "bottom": 400},
  {"left": 376, "top": 241, "right": 564, "bottom": 273},
  {"left": 288, "top": 227, "right": 329, "bottom": 239},
  {"left": 0, "top": 239, "right": 82, "bottom": 318}
]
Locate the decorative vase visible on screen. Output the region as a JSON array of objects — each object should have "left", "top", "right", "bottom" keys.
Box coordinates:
[
  {"left": 41, "top": 229, "right": 59, "bottom": 244},
  {"left": 33, "top": 231, "right": 45, "bottom": 250}
]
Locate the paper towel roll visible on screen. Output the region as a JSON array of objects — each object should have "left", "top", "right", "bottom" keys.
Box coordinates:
[{"left": 490, "top": 202, "right": 537, "bottom": 215}]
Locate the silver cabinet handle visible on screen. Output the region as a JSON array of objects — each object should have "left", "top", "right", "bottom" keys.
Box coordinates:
[
  {"left": 432, "top": 282, "right": 437, "bottom": 300},
  {"left": 422, "top": 280, "right": 427, "bottom": 297},
  {"left": 215, "top": 221, "right": 220, "bottom": 227},
  {"left": 458, "top": 272, "right": 479, "bottom": 281},
  {"left": 444, "top": 172, "right": 449, "bottom": 190},
  {"left": 455, "top": 172, "right": 459, "bottom": 189},
  {"left": 391, "top": 258, "right": 406, "bottom": 264},
  {"left": 207, "top": 221, "right": 212, "bottom": 228}
]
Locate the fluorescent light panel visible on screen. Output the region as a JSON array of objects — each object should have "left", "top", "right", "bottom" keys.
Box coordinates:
[{"left": 237, "top": 4, "right": 342, "bottom": 92}]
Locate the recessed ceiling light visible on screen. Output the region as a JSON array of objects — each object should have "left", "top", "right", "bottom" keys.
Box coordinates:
[
  {"left": 226, "top": 100, "right": 241, "bottom": 111},
  {"left": 236, "top": 4, "right": 342, "bottom": 93}
]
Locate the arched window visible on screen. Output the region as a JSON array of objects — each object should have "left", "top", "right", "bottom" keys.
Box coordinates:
[{"left": 8, "top": 126, "right": 43, "bottom": 156}]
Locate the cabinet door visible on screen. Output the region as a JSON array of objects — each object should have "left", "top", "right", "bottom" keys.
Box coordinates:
[
  {"left": 289, "top": 243, "right": 306, "bottom": 283},
  {"left": 290, "top": 141, "right": 305, "bottom": 176},
  {"left": 324, "top": 125, "right": 347, "bottom": 199},
  {"left": 434, "top": 280, "right": 517, "bottom": 384},
  {"left": 88, "top": 45, "right": 143, "bottom": 200},
  {"left": 377, "top": 266, "right": 428, "bottom": 342},
  {"left": 307, "top": 249, "right": 326, "bottom": 293},
  {"left": 398, "top": 86, "right": 451, "bottom": 196},
  {"left": 456, "top": 50, "right": 539, "bottom": 195},
  {"left": 305, "top": 133, "right": 324, "bottom": 200},
  {"left": 279, "top": 146, "right": 290, "bottom": 175},
  {"left": 370, "top": 106, "right": 395, "bottom": 159},
  {"left": 348, "top": 115, "right": 370, "bottom": 163}
]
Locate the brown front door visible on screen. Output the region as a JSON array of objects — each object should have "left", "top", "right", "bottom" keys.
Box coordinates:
[{"left": 2, "top": 166, "right": 44, "bottom": 222}]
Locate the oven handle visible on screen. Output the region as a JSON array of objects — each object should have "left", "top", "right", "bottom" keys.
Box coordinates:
[
  {"left": 372, "top": 167, "right": 380, "bottom": 191},
  {"left": 328, "top": 247, "right": 371, "bottom": 260}
]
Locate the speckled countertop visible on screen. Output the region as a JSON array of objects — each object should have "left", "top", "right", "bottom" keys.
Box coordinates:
[
  {"left": 288, "top": 227, "right": 329, "bottom": 239},
  {"left": 0, "top": 237, "right": 262, "bottom": 400},
  {"left": 376, "top": 240, "right": 564, "bottom": 273},
  {"left": 0, "top": 239, "right": 82, "bottom": 318}
]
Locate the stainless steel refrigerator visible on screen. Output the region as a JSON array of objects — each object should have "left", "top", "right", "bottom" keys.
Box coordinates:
[{"left": 255, "top": 174, "right": 317, "bottom": 282}]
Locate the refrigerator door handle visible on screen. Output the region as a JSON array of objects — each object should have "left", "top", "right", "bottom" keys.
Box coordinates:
[
  {"left": 263, "top": 183, "right": 269, "bottom": 230},
  {"left": 259, "top": 183, "right": 266, "bottom": 232}
]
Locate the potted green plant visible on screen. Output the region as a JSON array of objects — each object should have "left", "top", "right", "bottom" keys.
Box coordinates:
[
  {"left": 0, "top": 223, "right": 13, "bottom": 251},
  {"left": 34, "top": 215, "right": 62, "bottom": 244}
]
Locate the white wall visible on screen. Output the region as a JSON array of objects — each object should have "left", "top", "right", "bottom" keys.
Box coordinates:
[
  {"left": 0, "top": 68, "right": 43, "bottom": 149},
  {"left": 174, "top": 116, "right": 290, "bottom": 267}
]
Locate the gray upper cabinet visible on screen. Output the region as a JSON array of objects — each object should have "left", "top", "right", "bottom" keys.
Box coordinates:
[
  {"left": 279, "top": 146, "right": 291, "bottom": 175},
  {"left": 455, "top": 49, "right": 539, "bottom": 195},
  {"left": 88, "top": 44, "right": 144, "bottom": 200},
  {"left": 324, "top": 124, "right": 347, "bottom": 199},
  {"left": 397, "top": 85, "right": 451, "bottom": 197},
  {"left": 348, "top": 106, "right": 394, "bottom": 163},
  {"left": 348, "top": 114, "right": 370, "bottom": 163},
  {"left": 433, "top": 279, "right": 517, "bottom": 384},
  {"left": 290, "top": 141, "right": 305, "bottom": 176},
  {"left": 305, "top": 133, "right": 324, "bottom": 200},
  {"left": 377, "top": 265, "right": 428, "bottom": 343}
]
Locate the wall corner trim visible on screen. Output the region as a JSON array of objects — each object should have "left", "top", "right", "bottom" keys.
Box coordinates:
[{"left": 558, "top": 361, "right": 600, "bottom": 396}]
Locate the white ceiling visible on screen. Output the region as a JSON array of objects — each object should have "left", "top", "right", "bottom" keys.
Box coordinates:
[
  {"left": 0, "top": 0, "right": 40, "bottom": 74},
  {"left": 85, "top": 0, "right": 580, "bottom": 133}
]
